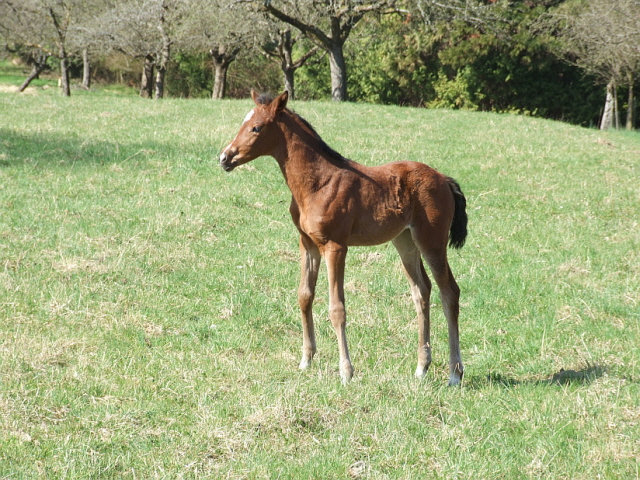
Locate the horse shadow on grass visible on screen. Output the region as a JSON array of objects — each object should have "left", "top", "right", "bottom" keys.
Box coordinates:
[{"left": 464, "top": 363, "right": 614, "bottom": 390}]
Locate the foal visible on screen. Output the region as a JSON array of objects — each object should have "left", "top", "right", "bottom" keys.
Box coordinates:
[{"left": 220, "top": 91, "right": 468, "bottom": 385}]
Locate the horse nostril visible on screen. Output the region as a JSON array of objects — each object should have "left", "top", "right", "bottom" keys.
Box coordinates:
[
  {"left": 220, "top": 150, "right": 232, "bottom": 165},
  {"left": 219, "top": 151, "right": 236, "bottom": 171}
]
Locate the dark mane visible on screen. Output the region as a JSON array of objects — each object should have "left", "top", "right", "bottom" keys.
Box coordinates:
[
  {"left": 289, "top": 110, "right": 347, "bottom": 162},
  {"left": 258, "top": 91, "right": 347, "bottom": 162},
  {"left": 255, "top": 93, "right": 274, "bottom": 105}
]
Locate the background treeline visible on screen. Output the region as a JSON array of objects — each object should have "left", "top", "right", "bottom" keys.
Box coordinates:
[{"left": 1, "top": 0, "right": 638, "bottom": 129}]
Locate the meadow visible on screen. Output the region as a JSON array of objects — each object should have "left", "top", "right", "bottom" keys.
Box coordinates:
[{"left": 0, "top": 84, "right": 638, "bottom": 478}]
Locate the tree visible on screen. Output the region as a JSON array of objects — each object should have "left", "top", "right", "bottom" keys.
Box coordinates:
[
  {"left": 153, "top": 0, "right": 172, "bottom": 99},
  {"left": 66, "top": 2, "right": 116, "bottom": 90},
  {"left": 260, "top": 27, "right": 320, "bottom": 99},
  {"left": 210, "top": 44, "right": 240, "bottom": 99},
  {"left": 0, "top": 0, "right": 88, "bottom": 95},
  {"left": 176, "top": 0, "right": 259, "bottom": 99},
  {"left": 0, "top": 9, "right": 51, "bottom": 93},
  {"left": 398, "top": 1, "right": 601, "bottom": 125},
  {"left": 18, "top": 49, "right": 52, "bottom": 92},
  {"left": 93, "top": 0, "right": 178, "bottom": 99},
  {"left": 259, "top": 0, "right": 397, "bottom": 101},
  {"left": 545, "top": 0, "right": 640, "bottom": 129}
]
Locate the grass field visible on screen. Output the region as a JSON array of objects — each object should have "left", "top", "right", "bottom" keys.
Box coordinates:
[{"left": 1, "top": 84, "right": 639, "bottom": 478}]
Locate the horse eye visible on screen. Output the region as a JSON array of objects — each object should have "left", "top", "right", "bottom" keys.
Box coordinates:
[{"left": 251, "top": 126, "right": 261, "bottom": 133}]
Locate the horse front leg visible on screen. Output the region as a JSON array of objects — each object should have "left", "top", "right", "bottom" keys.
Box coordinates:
[
  {"left": 322, "top": 242, "right": 353, "bottom": 384},
  {"left": 298, "top": 235, "right": 321, "bottom": 370}
]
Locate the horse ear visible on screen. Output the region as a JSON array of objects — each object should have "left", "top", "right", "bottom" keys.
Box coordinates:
[
  {"left": 273, "top": 90, "right": 288, "bottom": 114},
  {"left": 251, "top": 89, "right": 260, "bottom": 105}
]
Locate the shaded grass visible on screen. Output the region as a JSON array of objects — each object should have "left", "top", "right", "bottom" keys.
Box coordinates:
[{"left": 0, "top": 87, "right": 639, "bottom": 478}]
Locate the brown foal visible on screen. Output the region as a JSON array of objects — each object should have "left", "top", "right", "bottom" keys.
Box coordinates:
[{"left": 219, "top": 91, "right": 468, "bottom": 385}]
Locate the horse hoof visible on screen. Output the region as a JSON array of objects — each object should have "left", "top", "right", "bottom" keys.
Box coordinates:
[
  {"left": 340, "top": 363, "right": 354, "bottom": 384},
  {"left": 448, "top": 371, "right": 464, "bottom": 386},
  {"left": 299, "top": 358, "right": 312, "bottom": 370},
  {"left": 415, "top": 359, "right": 431, "bottom": 379}
]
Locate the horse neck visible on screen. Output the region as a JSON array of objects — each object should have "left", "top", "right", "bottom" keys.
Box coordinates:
[{"left": 273, "top": 113, "right": 343, "bottom": 198}]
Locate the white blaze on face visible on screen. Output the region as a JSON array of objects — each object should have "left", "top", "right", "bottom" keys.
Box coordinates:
[
  {"left": 221, "top": 108, "right": 255, "bottom": 159},
  {"left": 243, "top": 109, "right": 254, "bottom": 124}
]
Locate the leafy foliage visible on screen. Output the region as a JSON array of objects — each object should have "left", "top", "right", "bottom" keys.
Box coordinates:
[
  {"left": 0, "top": 0, "right": 635, "bottom": 127},
  {"left": 165, "top": 52, "right": 212, "bottom": 98},
  {"left": 289, "top": 3, "right": 607, "bottom": 125},
  {"left": 432, "top": 15, "right": 603, "bottom": 124},
  {"left": 343, "top": 4, "right": 603, "bottom": 125},
  {"left": 347, "top": 15, "right": 437, "bottom": 106}
]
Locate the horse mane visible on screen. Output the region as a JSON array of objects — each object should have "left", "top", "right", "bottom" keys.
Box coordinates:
[
  {"left": 255, "top": 93, "right": 274, "bottom": 105},
  {"left": 291, "top": 112, "right": 347, "bottom": 162},
  {"left": 258, "top": 92, "right": 347, "bottom": 162}
]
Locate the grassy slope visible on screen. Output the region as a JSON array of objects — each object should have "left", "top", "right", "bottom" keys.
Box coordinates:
[{"left": 0, "top": 87, "right": 638, "bottom": 478}]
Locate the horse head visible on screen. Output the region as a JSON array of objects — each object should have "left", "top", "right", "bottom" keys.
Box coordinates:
[{"left": 219, "top": 90, "right": 288, "bottom": 172}]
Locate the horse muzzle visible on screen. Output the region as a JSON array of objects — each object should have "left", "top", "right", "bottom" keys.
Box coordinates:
[{"left": 219, "top": 150, "right": 237, "bottom": 172}]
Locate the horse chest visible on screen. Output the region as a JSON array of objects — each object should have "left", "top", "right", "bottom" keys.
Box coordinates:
[{"left": 296, "top": 207, "right": 348, "bottom": 245}]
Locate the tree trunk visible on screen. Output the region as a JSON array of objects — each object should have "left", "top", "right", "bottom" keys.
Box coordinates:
[
  {"left": 261, "top": 3, "right": 362, "bottom": 102},
  {"left": 18, "top": 51, "right": 49, "bottom": 92},
  {"left": 277, "top": 30, "right": 318, "bottom": 100},
  {"left": 58, "top": 40, "right": 70, "bottom": 96},
  {"left": 154, "top": 2, "right": 171, "bottom": 100},
  {"left": 59, "top": 55, "right": 71, "bottom": 96},
  {"left": 283, "top": 68, "right": 295, "bottom": 100},
  {"left": 280, "top": 30, "right": 295, "bottom": 99},
  {"left": 18, "top": 66, "right": 42, "bottom": 92},
  {"left": 328, "top": 45, "right": 348, "bottom": 102},
  {"left": 82, "top": 48, "right": 91, "bottom": 89},
  {"left": 140, "top": 54, "right": 155, "bottom": 98},
  {"left": 626, "top": 73, "right": 635, "bottom": 131},
  {"left": 48, "top": 6, "right": 70, "bottom": 96},
  {"left": 212, "top": 62, "right": 229, "bottom": 99},
  {"left": 154, "top": 42, "right": 171, "bottom": 99},
  {"left": 210, "top": 46, "right": 239, "bottom": 100},
  {"left": 613, "top": 82, "right": 620, "bottom": 129},
  {"left": 155, "top": 35, "right": 170, "bottom": 99},
  {"left": 155, "top": 66, "right": 166, "bottom": 99},
  {"left": 600, "top": 79, "right": 615, "bottom": 130},
  {"left": 262, "top": 30, "right": 320, "bottom": 100}
]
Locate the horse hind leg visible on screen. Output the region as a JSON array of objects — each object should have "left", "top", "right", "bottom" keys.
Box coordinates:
[
  {"left": 392, "top": 230, "right": 432, "bottom": 378},
  {"left": 423, "top": 251, "right": 463, "bottom": 386}
]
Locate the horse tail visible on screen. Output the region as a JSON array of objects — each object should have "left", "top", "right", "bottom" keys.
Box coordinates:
[{"left": 446, "top": 176, "right": 468, "bottom": 249}]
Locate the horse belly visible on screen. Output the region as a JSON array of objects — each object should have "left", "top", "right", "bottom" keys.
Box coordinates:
[
  {"left": 346, "top": 209, "right": 409, "bottom": 247},
  {"left": 346, "top": 171, "right": 413, "bottom": 246}
]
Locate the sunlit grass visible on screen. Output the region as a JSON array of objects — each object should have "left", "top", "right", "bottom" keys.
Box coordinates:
[{"left": 1, "top": 87, "right": 638, "bottom": 478}]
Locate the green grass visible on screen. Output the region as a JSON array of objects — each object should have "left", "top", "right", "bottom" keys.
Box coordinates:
[{"left": 1, "top": 86, "right": 639, "bottom": 478}]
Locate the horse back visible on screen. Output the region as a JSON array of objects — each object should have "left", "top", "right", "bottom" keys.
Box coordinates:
[{"left": 345, "top": 160, "right": 455, "bottom": 247}]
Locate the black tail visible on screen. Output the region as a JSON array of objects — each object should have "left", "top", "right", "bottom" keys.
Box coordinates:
[{"left": 446, "top": 177, "right": 468, "bottom": 249}]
